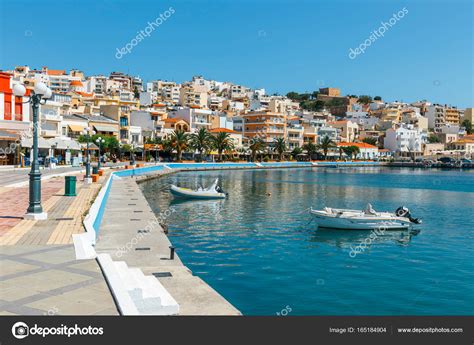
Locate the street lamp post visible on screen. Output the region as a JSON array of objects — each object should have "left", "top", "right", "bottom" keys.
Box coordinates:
[
  {"left": 130, "top": 143, "right": 136, "bottom": 166},
  {"left": 96, "top": 137, "right": 105, "bottom": 170},
  {"left": 13, "top": 82, "right": 52, "bottom": 220},
  {"left": 82, "top": 127, "right": 95, "bottom": 183}
]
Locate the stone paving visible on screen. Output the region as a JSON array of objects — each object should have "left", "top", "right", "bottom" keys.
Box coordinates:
[
  {"left": 0, "top": 245, "right": 118, "bottom": 315},
  {"left": 0, "top": 170, "right": 119, "bottom": 315},
  {"left": 95, "top": 175, "right": 241, "bottom": 315}
]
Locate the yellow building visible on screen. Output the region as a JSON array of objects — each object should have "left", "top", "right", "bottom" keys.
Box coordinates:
[
  {"left": 464, "top": 108, "right": 474, "bottom": 123},
  {"left": 445, "top": 107, "right": 460, "bottom": 125}
]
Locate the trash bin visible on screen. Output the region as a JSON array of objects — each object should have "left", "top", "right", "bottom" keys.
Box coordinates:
[
  {"left": 65, "top": 176, "right": 77, "bottom": 196},
  {"left": 92, "top": 166, "right": 99, "bottom": 175}
]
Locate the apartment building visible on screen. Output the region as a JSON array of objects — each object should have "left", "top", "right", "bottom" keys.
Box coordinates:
[
  {"left": 179, "top": 85, "right": 208, "bottom": 108},
  {"left": 268, "top": 97, "right": 300, "bottom": 115},
  {"left": 241, "top": 111, "right": 286, "bottom": 143},
  {"left": 286, "top": 125, "right": 304, "bottom": 150},
  {"left": 169, "top": 107, "right": 214, "bottom": 132},
  {"left": 39, "top": 101, "right": 63, "bottom": 138},
  {"left": 100, "top": 104, "right": 131, "bottom": 143},
  {"left": 464, "top": 108, "right": 474, "bottom": 123},
  {"left": 426, "top": 105, "right": 460, "bottom": 132},
  {"left": 317, "top": 126, "right": 339, "bottom": 143},
  {"left": 0, "top": 72, "right": 31, "bottom": 164},
  {"left": 327, "top": 120, "right": 359, "bottom": 142},
  {"left": 384, "top": 125, "right": 427, "bottom": 157}
]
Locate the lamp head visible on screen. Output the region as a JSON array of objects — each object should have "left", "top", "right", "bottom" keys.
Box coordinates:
[
  {"left": 34, "top": 82, "right": 48, "bottom": 96},
  {"left": 43, "top": 87, "right": 52, "bottom": 99},
  {"left": 13, "top": 84, "right": 26, "bottom": 97}
]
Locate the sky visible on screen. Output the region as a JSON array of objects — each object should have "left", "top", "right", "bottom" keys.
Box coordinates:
[{"left": 0, "top": 0, "right": 472, "bottom": 107}]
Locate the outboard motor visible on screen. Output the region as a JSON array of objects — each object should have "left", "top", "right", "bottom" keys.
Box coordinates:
[{"left": 395, "top": 206, "right": 422, "bottom": 224}]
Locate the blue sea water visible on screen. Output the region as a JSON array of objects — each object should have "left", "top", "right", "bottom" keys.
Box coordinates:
[{"left": 141, "top": 167, "right": 474, "bottom": 315}]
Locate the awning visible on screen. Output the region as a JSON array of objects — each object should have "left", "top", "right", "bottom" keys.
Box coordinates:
[
  {"left": 68, "top": 124, "right": 85, "bottom": 132},
  {"left": 93, "top": 124, "right": 118, "bottom": 133},
  {"left": 48, "top": 138, "right": 82, "bottom": 150},
  {"left": 0, "top": 129, "right": 20, "bottom": 141},
  {"left": 21, "top": 137, "right": 52, "bottom": 149},
  {"left": 41, "top": 122, "right": 57, "bottom": 131},
  {"left": 81, "top": 142, "right": 99, "bottom": 150}
]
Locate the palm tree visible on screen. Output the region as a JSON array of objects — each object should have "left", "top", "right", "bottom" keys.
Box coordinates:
[
  {"left": 362, "top": 137, "right": 378, "bottom": 146},
  {"left": 273, "top": 137, "right": 287, "bottom": 161},
  {"left": 291, "top": 146, "right": 303, "bottom": 161},
  {"left": 302, "top": 142, "right": 318, "bottom": 160},
  {"left": 317, "top": 136, "right": 336, "bottom": 160},
  {"left": 170, "top": 130, "right": 189, "bottom": 161},
  {"left": 249, "top": 137, "right": 266, "bottom": 162},
  {"left": 211, "top": 132, "right": 234, "bottom": 161},
  {"left": 189, "top": 128, "right": 211, "bottom": 162},
  {"left": 342, "top": 146, "right": 360, "bottom": 160}
]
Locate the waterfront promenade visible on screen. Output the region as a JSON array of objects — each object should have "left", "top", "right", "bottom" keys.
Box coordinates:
[
  {"left": 0, "top": 170, "right": 118, "bottom": 315},
  {"left": 95, "top": 172, "right": 240, "bottom": 315}
]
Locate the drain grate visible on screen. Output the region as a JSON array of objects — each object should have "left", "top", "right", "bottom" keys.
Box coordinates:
[
  {"left": 55, "top": 217, "right": 74, "bottom": 221},
  {"left": 135, "top": 247, "right": 150, "bottom": 251},
  {"left": 152, "top": 272, "right": 172, "bottom": 278},
  {"left": 133, "top": 210, "right": 143, "bottom": 213},
  {"left": 130, "top": 219, "right": 141, "bottom": 221},
  {"left": 128, "top": 204, "right": 136, "bottom": 206},
  {"left": 137, "top": 230, "right": 150, "bottom": 233}
]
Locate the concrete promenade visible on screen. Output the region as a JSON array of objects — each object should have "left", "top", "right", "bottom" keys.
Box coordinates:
[
  {"left": 95, "top": 172, "right": 241, "bottom": 315},
  {"left": 0, "top": 170, "right": 118, "bottom": 315}
]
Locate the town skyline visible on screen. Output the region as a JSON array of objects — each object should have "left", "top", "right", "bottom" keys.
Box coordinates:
[
  {"left": 1, "top": 0, "right": 472, "bottom": 108},
  {"left": 1, "top": 64, "right": 470, "bottom": 110}
]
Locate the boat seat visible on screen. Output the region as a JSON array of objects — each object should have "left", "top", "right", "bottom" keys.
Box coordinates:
[{"left": 324, "top": 207, "right": 333, "bottom": 214}]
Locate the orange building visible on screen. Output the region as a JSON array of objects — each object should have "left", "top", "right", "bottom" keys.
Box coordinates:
[{"left": 241, "top": 110, "right": 286, "bottom": 143}]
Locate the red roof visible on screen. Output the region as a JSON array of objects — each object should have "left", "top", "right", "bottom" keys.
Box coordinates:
[
  {"left": 209, "top": 128, "right": 237, "bottom": 133},
  {"left": 47, "top": 70, "right": 66, "bottom": 76},
  {"left": 337, "top": 142, "right": 378, "bottom": 149},
  {"left": 163, "top": 118, "right": 187, "bottom": 124},
  {"left": 70, "top": 80, "right": 83, "bottom": 86}
]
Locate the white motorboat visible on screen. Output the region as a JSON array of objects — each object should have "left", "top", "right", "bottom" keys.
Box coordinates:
[
  {"left": 310, "top": 204, "right": 421, "bottom": 230},
  {"left": 170, "top": 178, "right": 226, "bottom": 199}
]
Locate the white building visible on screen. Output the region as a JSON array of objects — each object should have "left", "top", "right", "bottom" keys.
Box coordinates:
[{"left": 384, "top": 125, "right": 427, "bottom": 157}]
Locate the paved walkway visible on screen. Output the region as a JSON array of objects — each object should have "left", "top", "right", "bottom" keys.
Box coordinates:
[
  {"left": 95, "top": 175, "right": 240, "bottom": 315},
  {"left": 0, "top": 245, "right": 118, "bottom": 315},
  {"left": 0, "top": 175, "right": 101, "bottom": 244},
  {"left": 0, "top": 170, "right": 119, "bottom": 315}
]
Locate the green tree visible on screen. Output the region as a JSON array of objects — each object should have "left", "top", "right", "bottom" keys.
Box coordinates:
[
  {"left": 302, "top": 142, "right": 318, "bottom": 160},
  {"left": 427, "top": 133, "right": 441, "bottom": 143},
  {"left": 286, "top": 92, "right": 300, "bottom": 100},
  {"left": 273, "top": 137, "right": 287, "bottom": 161},
  {"left": 358, "top": 95, "right": 373, "bottom": 104},
  {"left": 291, "top": 146, "right": 303, "bottom": 160},
  {"left": 317, "top": 136, "right": 336, "bottom": 160},
  {"left": 189, "top": 128, "right": 212, "bottom": 161},
  {"left": 249, "top": 137, "right": 266, "bottom": 162},
  {"left": 362, "top": 137, "right": 378, "bottom": 146},
  {"left": 374, "top": 96, "right": 382, "bottom": 101},
  {"left": 211, "top": 132, "right": 234, "bottom": 161},
  {"left": 462, "top": 119, "right": 472, "bottom": 134},
  {"left": 133, "top": 86, "right": 140, "bottom": 99},
  {"left": 170, "top": 130, "right": 189, "bottom": 161},
  {"left": 342, "top": 145, "right": 360, "bottom": 160}
]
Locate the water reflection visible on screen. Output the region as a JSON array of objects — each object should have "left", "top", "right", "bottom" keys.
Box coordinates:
[{"left": 309, "top": 227, "right": 421, "bottom": 250}]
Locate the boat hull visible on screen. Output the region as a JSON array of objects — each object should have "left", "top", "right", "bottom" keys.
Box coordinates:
[
  {"left": 310, "top": 209, "right": 412, "bottom": 230},
  {"left": 170, "top": 185, "right": 226, "bottom": 199}
]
